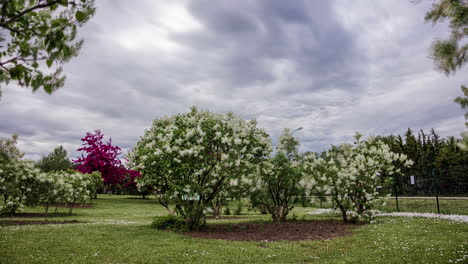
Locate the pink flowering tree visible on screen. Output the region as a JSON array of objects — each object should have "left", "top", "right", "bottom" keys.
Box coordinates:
[{"left": 74, "top": 130, "right": 139, "bottom": 192}]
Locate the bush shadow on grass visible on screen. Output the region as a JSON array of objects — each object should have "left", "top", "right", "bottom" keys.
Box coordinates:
[
  {"left": 1, "top": 212, "right": 72, "bottom": 218},
  {"left": 0, "top": 219, "right": 82, "bottom": 226}
]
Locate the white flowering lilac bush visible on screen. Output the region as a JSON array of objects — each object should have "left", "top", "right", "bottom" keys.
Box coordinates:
[
  {"left": 250, "top": 129, "right": 304, "bottom": 222},
  {"left": 302, "top": 133, "right": 414, "bottom": 223},
  {"left": 1, "top": 168, "right": 99, "bottom": 216},
  {"left": 0, "top": 159, "right": 41, "bottom": 215},
  {"left": 211, "top": 167, "right": 257, "bottom": 217},
  {"left": 59, "top": 171, "right": 94, "bottom": 215},
  {"left": 129, "top": 107, "right": 272, "bottom": 230},
  {"left": 0, "top": 134, "right": 35, "bottom": 215}
]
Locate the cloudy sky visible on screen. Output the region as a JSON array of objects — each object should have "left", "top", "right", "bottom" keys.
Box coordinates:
[{"left": 1, "top": 0, "right": 467, "bottom": 160}]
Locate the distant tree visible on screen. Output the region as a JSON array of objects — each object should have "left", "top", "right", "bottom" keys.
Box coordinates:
[
  {"left": 37, "top": 145, "right": 72, "bottom": 172},
  {"left": 381, "top": 128, "right": 468, "bottom": 194},
  {"left": 0, "top": 134, "right": 23, "bottom": 159},
  {"left": 0, "top": 0, "right": 95, "bottom": 98},
  {"left": 74, "top": 130, "right": 126, "bottom": 190},
  {"left": 74, "top": 130, "right": 140, "bottom": 193}
]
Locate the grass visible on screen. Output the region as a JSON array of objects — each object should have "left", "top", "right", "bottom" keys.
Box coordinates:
[
  {"left": 0, "top": 195, "right": 467, "bottom": 264},
  {"left": 375, "top": 198, "right": 468, "bottom": 215},
  {"left": 307, "top": 197, "right": 468, "bottom": 215}
]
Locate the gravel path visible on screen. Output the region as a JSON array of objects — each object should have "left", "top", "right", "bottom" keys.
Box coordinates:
[
  {"left": 375, "top": 212, "right": 468, "bottom": 223},
  {"left": 307, "top": 209, "right": 468, "bottom": 223}
]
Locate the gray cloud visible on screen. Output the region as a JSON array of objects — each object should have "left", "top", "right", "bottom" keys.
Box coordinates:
[{"left": 0, "top": 0, "right": 466, "bottom": 160}]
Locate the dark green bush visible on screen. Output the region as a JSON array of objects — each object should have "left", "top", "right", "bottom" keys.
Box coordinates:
[
  {"left": 150, "top": 215, "right": 187, "bottom": 231},
  {"left": 223, "top": 207, "right": 231, "bottom": 215}
]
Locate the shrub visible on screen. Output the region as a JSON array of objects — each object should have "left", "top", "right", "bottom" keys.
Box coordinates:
[
  {"left": 130, "top": 107, "right": 272, "bottom": 230},
  {"left": 250, "top": 129, "right": 303, "bottom": 222},
  {"left": 0, "top": 135, "right": 102, "bottom": 216},
  {"left": 151, "top": 215, "right": 187, "bottom": 231},
  {"left": 302, "top": 133, "right": 414, "bottom": 223}
]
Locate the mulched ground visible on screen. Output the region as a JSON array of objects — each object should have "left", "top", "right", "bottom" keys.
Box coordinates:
[
  {"left": 184, "top": 220, "right": 363, "bottom": 242},
  {"left": 0, "top": 220, "right": 81, "bottom": 226},
  {"left": 206, "top": 216, "right": 248, "bottom": 220}
]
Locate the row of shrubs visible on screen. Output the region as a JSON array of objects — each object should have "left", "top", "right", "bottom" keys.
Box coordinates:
[{"left": 0, "top": 158, "right": 101, "bottom": 216}]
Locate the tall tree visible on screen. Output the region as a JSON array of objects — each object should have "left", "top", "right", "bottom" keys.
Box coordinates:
[
  {"left": 381, "top": 128, "right": 468, "bottom": 194},
  {"left": 37, "top": 145, "right": 72, "bottom": 172},
  {"left": 0, "top": 0, "right": 95, "bottom": 98}
]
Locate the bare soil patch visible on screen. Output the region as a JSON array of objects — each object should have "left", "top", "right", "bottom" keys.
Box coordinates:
[
  {"left": 184, "top": 220, "right": 363, "bottom": 242},
  {"left": 0, "top": 220, "right": 81, "bottom": 226}
]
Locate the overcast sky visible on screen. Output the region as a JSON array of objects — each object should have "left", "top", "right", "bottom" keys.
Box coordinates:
[{"left": 1, "top": 0, "right": 467, "bottom": 160}]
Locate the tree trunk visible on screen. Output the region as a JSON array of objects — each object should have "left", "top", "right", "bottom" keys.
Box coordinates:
[
  {"left": 213, "top": 205, "right": 222, "bottom": 219},
  {"left": 338, "top": 205, "right": 348, "bottom": 223},
  {"left": 44, "top": 204, "right": 49, "bottom": 217}
]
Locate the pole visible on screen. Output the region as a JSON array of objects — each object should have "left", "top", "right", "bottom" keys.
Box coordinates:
[
  {"left": 433, "top": 168, "right": 440, "bottom": 214},
  {"left": 393, "top": 174, "right": 399, "bottom": 212}
]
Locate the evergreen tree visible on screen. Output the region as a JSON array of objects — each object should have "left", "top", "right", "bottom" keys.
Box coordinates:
[{"left": 37, "top": 145, "right": 72, "bottom": 172}]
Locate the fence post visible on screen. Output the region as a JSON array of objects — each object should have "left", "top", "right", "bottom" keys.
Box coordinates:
[
  {"left": 393, "top": 174, "right": 399, "bottom": 212},
  {"left": 432, "top": 168, "right": 440, "bottom": 214}
]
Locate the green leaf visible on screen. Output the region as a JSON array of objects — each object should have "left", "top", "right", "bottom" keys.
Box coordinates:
[
  {"left": 62, "top": 45, "right": 71, "bottom": 58},
  {"left": 75, "top": 11, "right": 86, "bottom": 22},
  {"left": 32, "top": 77, "right": 41, "bottom": 91},
  {"left": 44, "top": 84, "right": 53, "bottom": 94},
  {"left": 46, "top": 59, "right": 53, "bottom": 68}
]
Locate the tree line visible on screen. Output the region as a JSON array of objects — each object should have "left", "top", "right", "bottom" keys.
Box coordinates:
[{"left": 378, "top": 128, "right": 468, "bottom": 195}]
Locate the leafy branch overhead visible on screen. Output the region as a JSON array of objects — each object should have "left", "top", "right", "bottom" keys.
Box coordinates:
[
  {"left": 425, "top": 0, "right": 468, "bottom": 149},
  {"left": 0, "top": 0, "right": 95, "bottom": 96},
  {"left": 425, "top": 0, "right": 468, "bottom": 76}
]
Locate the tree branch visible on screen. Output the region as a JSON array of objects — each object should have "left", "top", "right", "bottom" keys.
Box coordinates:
[{"left": 2, "top": 0, "right": 62, "bottom": 26}]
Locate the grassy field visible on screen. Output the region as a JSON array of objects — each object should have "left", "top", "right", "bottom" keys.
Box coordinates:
[
  {"left": 1, "top": 195, "right": 467, "bottom": 264},
  {"left": 307, "top": 197, "right": 468, "bottom": 215},
  {"left": 375, "top": 198, "right": 468, "bottom": 215}
]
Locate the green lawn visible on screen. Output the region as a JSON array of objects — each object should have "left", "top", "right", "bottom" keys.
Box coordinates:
[
  {"left": 1, "top": 195, "right": 467, "bottom": 264},
  {"left": 307, "top": 197, "right": 468, "bottom": 215},
  {"left": 376, "top": 198, "right": 468, "bottom": 215}
]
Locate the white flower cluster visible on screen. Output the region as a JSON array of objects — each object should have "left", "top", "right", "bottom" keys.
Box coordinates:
[
  {"left": 129, "top": 107, "right": 272, "bottom": 228},
  {"left": 301, "top": 134, "right": 414, "bottom": 222}
]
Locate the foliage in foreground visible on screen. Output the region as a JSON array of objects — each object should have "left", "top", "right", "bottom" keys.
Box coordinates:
[
  {"left": 425, "top": 0, "right": 468, "bottom": 149},
  {"left": 0, "top": 0, "right": 95, "bottom": 97}
]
